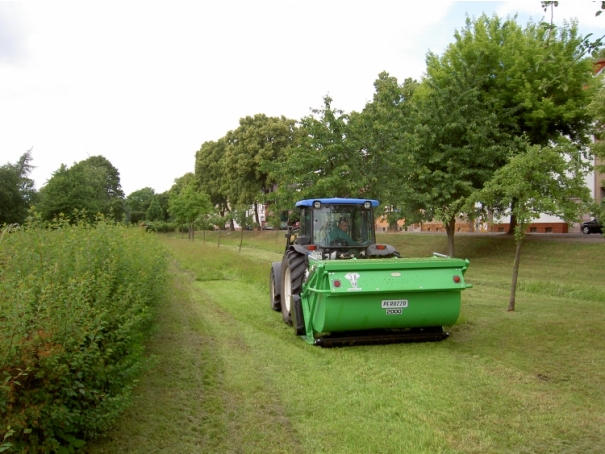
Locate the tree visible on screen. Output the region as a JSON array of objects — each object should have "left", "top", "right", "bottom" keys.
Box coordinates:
[
  {"left": 406, "top": 54, "right": 512, "bottom": 257},
  {"left": 272, "top": 96, "right": 363, "bottom": 206},
  {"left": 421, "top": 13, "right": 597, "bottom": 241},
  {"left": 76, "top": 156, "right": 125, "bottom": 219},
  {"left": 223, "top": 114, "right": 298, "bottom": 228},
  {"left": 168, "top": 180, "right": 212, "bottom": 241},
  {"left": 588, "top": 76, "right": 605, "bottom": 172},
  {"left": 0, "top": 149, "right": 37, "bottom": 225},
  {"left": 38, "top": 156, "right": 124, "bottom": 222},
  {"left": 447, "top": 14, "right": 596, "bottom": 148},
  {"left": 349, "top": 74, "right": 420, "bottom": 231},
  {"left": 155, "top": 191, "right": 171, "bottom": 222},
  {"left": 145, "top": 196, "right": 164, "bottom": 222},
  {"left": 472, "top": 140, "right": 590, "bottom": 311},
  {"left": 125, "top": 187, "right": 156, "bottom": 224},
  {"left": 195, "top": 139, "right": 231, "bottom": 222}
]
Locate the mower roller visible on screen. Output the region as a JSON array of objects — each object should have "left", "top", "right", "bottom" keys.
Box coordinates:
[{"left": 270, "top": 198, "right": 472, "bottom": 347}]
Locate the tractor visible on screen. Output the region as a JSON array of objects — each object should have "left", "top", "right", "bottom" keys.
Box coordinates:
[{"left": 269, "top": 198, "right": 472, "bottom": 347}]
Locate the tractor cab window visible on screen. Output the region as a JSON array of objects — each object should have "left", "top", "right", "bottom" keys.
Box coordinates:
[
  {"left": 294, "top": 208, "right": 311, "bottom": 245},
  {"left": 299, "top": 209, "right": 310, "bottom": 235},
  {"left": 312, "top": 205, "right": 375, "bottom": 247}
]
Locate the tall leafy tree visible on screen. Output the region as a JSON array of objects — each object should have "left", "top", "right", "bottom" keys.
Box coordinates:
[
  {"left": 76, "top": 156, "right": 125, "bottom": 219},
  {"left": 0, "top": 149, "right": 37, "bottom": 225},
  {"left": 195, "top": 139, "right": 231, "bottom": 221},
  {"left": 125, "top": 187, "right": 156, "bottom": 224},
  {"left": 410, "top": 13, "right": 597, "bottom": 253},
  {"left": 145, "top": 197, "right": 164, "bottom": 222},
  {"left": 588, "top": 78, "right": 605, "bottom": 172},
  {"left": 408, "top": 57, "right": 511, "bottom": 257},
  {"left": 272, "top": 97, "right": 362, "bottom": 206},
  {"left": 444, "top": 14, "right": 596, "bottom": 148},
  {"left": 38, "top": 156, "right": 124, "bottom": 222},
  {"left": 223, "top": 114, "right": 298, "bottom": 228},
  {"left": 350, "top": 74, "right": 420, "bottom": 230},
  {"left": 155, "top": 191, "right": 171, "bottom": 222}
]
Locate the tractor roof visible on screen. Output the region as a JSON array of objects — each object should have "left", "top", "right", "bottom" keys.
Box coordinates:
[{"left": 295, "top": 198, "right": 379, "bottom": 208}]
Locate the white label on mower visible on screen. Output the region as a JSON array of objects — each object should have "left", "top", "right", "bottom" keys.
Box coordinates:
[
  {"left": 386, "top": 308, "right": 403, "bottom": 315},
  {"left": 382, "top": 299, "right": 408, "bottom": 309}
]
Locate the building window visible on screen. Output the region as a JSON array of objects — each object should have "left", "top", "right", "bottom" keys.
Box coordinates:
[
  {"left": 529, "top": 227, "right": 537, "bottom": 233},
  {"left": 545, "top": 227, "right": 553, "bottom": 233}
]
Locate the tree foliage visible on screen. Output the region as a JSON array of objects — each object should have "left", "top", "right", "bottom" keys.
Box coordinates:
[
  {"left": 446, "top": 14, "right": 596, "bottom": 148},
  {"left": 145, "top": 196, "right": 164, "bottom": 222},
  {"left": 125, "top": 187, "right": 156, "bottom": 224},
  {"left": 401, "top": 13, "right": 598, "bottom": 254},
  {"left": 272, "top": 96, "right": 363, "bottom": 206},
  {"left": 168, "top": 180, "right": 212, "bottom": 240},
  {"left": 588, "top": 77, "right": 605, "bottom": 173},
  {"left": 38, "top": 156, "right": 124, "bottom": 222},
  {"left": 407, "top": 48, "right": 514, "bottom": 256},
  {"left": 0, "top": 149, "right": 37, "bottom": 225},
  {"left": 223, "top": 114, "right": 298, "bottom": 227},
  {"left": 195, "top": 139, "right": 230, "bottom": 217},
  {"left": 472, "top": 140, "right": 591, "bottom": 310},
  {"left": 350, "top": 74, "right": 419, "bottom": 229}
]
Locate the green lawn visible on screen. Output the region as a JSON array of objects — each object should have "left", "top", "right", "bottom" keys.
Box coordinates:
[{"left": 88, "top": 231, "right": 605, "bottom": 453}]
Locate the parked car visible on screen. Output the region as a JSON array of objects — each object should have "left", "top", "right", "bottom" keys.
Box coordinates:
[
  {"left": 262, "top": 224, "right": 274, "bottom": 230},
  {"left": 581, "top": 219, "right": 602, "bottom": 234}
]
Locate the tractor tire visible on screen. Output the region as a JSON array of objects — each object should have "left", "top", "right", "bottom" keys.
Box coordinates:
[
  {"left": 291, "top": 295, "right": 306, "bottom": 336},
  {"left": 280, "top": 248, "right": 308, "bottom": 326},
  {"left": 270, "top": 267, "right": 281, "bottom": 311}
]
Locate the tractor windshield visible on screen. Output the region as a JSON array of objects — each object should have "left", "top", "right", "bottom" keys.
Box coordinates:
[{"left": 312, "top": 205, "right": 375, "bottom": 247}]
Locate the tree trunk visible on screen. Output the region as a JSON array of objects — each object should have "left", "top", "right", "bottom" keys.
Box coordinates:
[
  {"left": 254, "top": 202, "right": 261, "bottom": 230},
  {"left": 239, "top": 225, "right": 244, "bottom": 253},
  {"left": 508, "top": 238, "right": 523, "bottom": 312},
  {"left": 224, "top": 207, "right": 234, "bottom": 231},
  {"left": 444, "top": 217, "right": 456, "bottom": 257},
  {"left": 506, "top": 199, "right": 518, "bottom": 235}
]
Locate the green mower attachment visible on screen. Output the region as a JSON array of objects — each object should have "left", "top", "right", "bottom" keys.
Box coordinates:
[{"left": 270, "top": 198, "right": 471, "bottom": 347}]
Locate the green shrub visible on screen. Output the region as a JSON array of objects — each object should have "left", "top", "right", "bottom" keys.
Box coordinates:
[
  {"left": 0, "top": 213, "right": 168, "bottom": 452},
  {"left": 146, "top": 221, "right": 176, "bottom": 233}
]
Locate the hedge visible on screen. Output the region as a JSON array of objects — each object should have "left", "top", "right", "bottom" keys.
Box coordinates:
[{"left": 0, "top": 214, "right": 168, "bottom": 452}]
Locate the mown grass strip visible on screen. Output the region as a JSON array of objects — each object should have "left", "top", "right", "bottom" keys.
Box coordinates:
[
  {"left": 88, "top": 233, "right": 605, "bottom": 453},
  {"left": 88, "top": 261, "right": 228, "bottom": 453}
]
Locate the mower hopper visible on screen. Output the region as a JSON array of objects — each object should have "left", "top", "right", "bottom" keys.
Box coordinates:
[{"left": 297, "top": 254, "right": 471, "bottom": 346}]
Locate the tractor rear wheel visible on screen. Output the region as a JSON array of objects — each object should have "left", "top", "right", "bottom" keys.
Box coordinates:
[
  {"left": 280, "top": 248, "right": 307, "bottom": 326},
  {"left": 270, "top": 267, "right": 281, "bottom": 311}
]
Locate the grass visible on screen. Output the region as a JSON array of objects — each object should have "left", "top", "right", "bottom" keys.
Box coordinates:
[{"left": 88, "top": 231, "right": 605, "bottom": 453}]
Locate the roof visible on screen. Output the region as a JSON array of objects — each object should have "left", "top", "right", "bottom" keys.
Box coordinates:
[{"left": 295, "top": 198, "right": 379, "bottom": 207}]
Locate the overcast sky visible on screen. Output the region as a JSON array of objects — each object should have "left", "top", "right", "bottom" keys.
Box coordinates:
[{"left": 2, "top": 1, "right": 605, "bottom": 195}]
